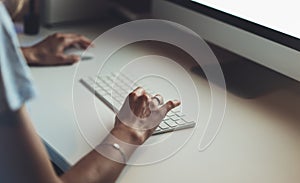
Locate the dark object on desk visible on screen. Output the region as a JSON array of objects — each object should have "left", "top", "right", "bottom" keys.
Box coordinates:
[
  {"left": 24, "top": 0, "right": 39, "bottom": 35},
  {"left": 192, "top": 43, "right": 290, "bottom": 99}
]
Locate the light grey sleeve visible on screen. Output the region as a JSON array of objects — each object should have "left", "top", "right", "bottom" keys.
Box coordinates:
[{"left": 0, "top": 3, "right": 37, "bottom": 114}]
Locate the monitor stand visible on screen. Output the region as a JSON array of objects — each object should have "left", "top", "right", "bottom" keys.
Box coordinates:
[{"left": 191, "top": 43, "right": 292, "bottom": 99}]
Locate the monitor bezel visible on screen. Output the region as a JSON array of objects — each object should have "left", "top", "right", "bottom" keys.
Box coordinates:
[{"left": 168, "top": 0, "right": 300, "bottom": 51}]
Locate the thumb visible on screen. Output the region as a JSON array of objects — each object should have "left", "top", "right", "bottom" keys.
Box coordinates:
[{"left": 58, "top": 54, "right": 80, "bottom": 65}]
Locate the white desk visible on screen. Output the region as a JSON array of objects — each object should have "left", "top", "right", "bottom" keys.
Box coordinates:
[{"left": 19, "top": 20, "right": 300, "bottom": 183}]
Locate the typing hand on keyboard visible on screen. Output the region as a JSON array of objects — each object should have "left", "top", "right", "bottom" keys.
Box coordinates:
[
  {"left": 113, "top": 87, "right": 181, "bottom": 145},
  {"left": 81, "top": 73, "right": 196, "bottom": 135}
]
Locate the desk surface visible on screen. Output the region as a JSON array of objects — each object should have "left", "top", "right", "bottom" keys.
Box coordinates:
[{"left": 19, "top": 19, "right": 300, "bottom": 183}]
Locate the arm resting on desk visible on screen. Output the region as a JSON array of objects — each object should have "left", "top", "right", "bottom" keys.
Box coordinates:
[
  {"left": 0, "top": 106, "right": 137, "bottom": 183},
  {"left": 0, "top": 88, "right": 180, "bottom": 183}
]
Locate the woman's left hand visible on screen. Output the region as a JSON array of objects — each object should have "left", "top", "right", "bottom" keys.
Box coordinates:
[{"left": 22, "top": 33, "right": 93, "bottom": 66}]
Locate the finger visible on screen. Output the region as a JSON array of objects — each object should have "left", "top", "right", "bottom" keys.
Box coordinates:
[
  {"left": 73, "top": 38, "right": 93, "bottom": 49},
  {"left": 159, "top": 100, "right": 181, "bottom": 115},
  {"left": 132, "top": 87, "right": 145, "bottom": 97},
  {"left": 64, "top": 37, "right": 91, "bottom": 49},
  {"left": 67, "top": 34, "right": 93, "bottom": 48},
  {"left": 60, "top": 33, "right": 92, "bottom": 43},
  {"left": 53, "top": 33, "right": 92, "bottom": 45},
  {"left": 134, "top": 94, "right": 150, "bottom": 117},
  {"left": 153, "top": 94, "right": 164, "bottom": 105},
  {"left": 58, "top": 35, "right": 92, "bottom": 51},
  {"left": 128, "top": 87, "right": 145, "bottom": 111},
  {"left": 62, "top": 33, "right": 90, "bottom": 40},
  {"left": 57, "top": 55, "right": 80, "bottom": 65},
  {"left": 143, "top": 107, "right": 151, "bottom": 118},
  {"left": 150, "top": 94, "right": 164, "bottom": 111}
]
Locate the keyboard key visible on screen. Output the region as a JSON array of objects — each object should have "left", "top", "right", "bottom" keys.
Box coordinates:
[
  {"left": 182, "top": 116, "right": 194, "bottom": 123},
  {"left": 170, "top": 115, "right": 181, "bottom": 121},
  {"left": 166, "top": 113, "right": 176, "bottom": 118},
  {"left": 159, "top": 122, "right": 169, "bottom": 129},
  {"left": 176, "top": 113, "right": 185, "bottom": 117},
  {"left": 175, "top": 119, "right": 186, "bottom": 125},
  {"left": 95, "top": 89, "right": 107, "bottom": 96},
  {"left": 164, "top": 119, "right": 178, "bottom": 127},
  {"left": 154, "top": 126, "right": 161, "bottom": 132}
]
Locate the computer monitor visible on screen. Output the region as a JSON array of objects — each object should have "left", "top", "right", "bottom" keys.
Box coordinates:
[{"left": 152, "top": 0, "right": 300, "bottom": 96}]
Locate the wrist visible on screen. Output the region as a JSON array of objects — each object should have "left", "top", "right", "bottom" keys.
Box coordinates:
[
  {"left": 21, "top": 47, "right": 39, "bottom": 65},
  {"left": 111, "top": 124, "right": 146, "bottom": 146},
  {"left": 97, "top": 128, "right": 141, "bottom": 164},
  {"left": 110, "top": 127, "right": 141, "bottom": 145}
]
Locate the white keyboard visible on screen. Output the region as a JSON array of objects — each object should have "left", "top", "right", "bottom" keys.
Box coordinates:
[{"left": 80, "top": 73, "right": 196, "bottom": 135}]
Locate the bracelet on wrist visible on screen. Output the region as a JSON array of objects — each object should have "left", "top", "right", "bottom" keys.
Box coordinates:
[{"left": 99, "top": 143, "right": 127, "bottom": 163}]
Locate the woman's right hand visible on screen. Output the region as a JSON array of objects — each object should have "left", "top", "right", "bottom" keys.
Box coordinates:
[
  {"left": 22, "top": 33, "right": 93, "bottom": 66},
  {"left": 111, "top": 87, "right": 181, "bottom": 145}
]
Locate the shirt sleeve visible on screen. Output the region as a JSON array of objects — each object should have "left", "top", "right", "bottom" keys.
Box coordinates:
[{"left": 0, "top": 3, "right": 37, "bottom": 114}]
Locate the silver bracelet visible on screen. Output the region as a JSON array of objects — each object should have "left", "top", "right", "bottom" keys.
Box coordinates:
[{"left": 100, "top": 143, "right": 127, "bottom": 163}]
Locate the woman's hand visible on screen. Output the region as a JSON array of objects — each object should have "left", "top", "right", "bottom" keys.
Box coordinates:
[
  {"left": 111, "top": 87, "right": 181, "bottom": 145},
  {"left": 22, "top": 33, "right": 93, "bottom": 66}
]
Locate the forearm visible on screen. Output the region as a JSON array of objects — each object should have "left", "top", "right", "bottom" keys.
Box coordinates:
[
  {"left": 60, "top": 128, "right": 139, "bottom": 183},
  {"left": 61, "top": 150, "right": 126, "bottom": 183}
]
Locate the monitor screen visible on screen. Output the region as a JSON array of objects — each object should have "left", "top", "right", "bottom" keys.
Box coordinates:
[
  {"left": 191, "top": 0, "right": 300, "bottom": 39},
  {"left": 171, "top": 0, "right": 300, "bottom": 51},
  {"left": 153, "top": 0, "right": 300, "bottom": 82}
]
